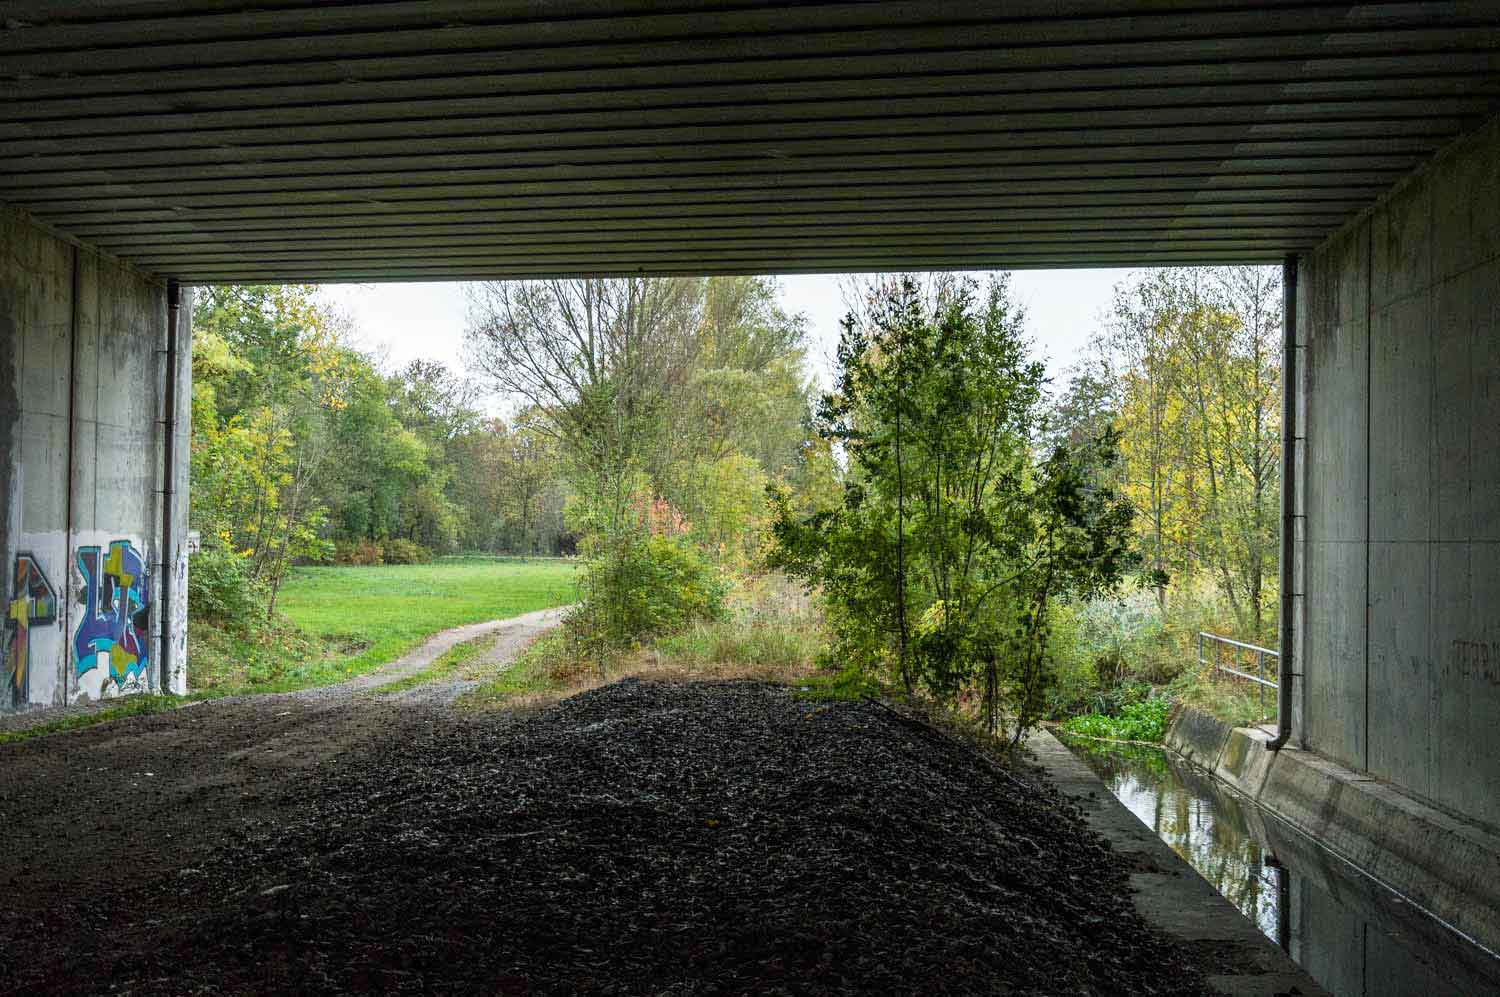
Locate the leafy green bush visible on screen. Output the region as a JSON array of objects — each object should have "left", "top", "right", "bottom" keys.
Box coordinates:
[
  {"left": 1060, "top": 695, "right": 1172, "bottom": 742},
  {"left": 795, "top": 662, "right": 888, "bottom": 702},
  {"left": 1044, "top": 598, "right": 1155, "bottom": 720},
  {"left": 187, "top": 546, "right": 265, "bottom": 629},
  {"left": 380, "top": 538, "right": 434, "bottom": 564},
  {"left": 573, "top": 533, "right": 727, "bottom": 649},
  {"left": 1093, "top": 648, "right": 1125, "bottom": 688},
  {"left": 333, "top": 539, "right": 383, "bottom": 566},
  {"left": 1045, "top": 583, "right": 1256, "bottom": 721},
  {"left": 1043, "top": 600, "right": 1095, "bottom": 719},
  {"left": 1087, "top": 679, "right": 1154, "bottom": 718}
]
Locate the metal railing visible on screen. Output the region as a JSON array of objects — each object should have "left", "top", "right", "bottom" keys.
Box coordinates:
[{"left": 1198, "top": 632, "right": 1279, "bottom": 722}]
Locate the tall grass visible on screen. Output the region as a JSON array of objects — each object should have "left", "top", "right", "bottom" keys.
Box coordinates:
[
  {"left": 1167, "top": 669, "right": 1274, "bottom": 728},
  {"left": 458, "top": 572, "right": 825, "bottom": 712},
  {"left": 1047, "top": 581, "right": 1277, "bottom": 729}
]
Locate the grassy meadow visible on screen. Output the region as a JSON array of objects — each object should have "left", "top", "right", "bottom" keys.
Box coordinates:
[{"left": 188, "top": 556, "right": 578, "bottom": 695}]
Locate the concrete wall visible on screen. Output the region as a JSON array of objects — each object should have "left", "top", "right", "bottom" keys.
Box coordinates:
[
  {"left": 1296, "top": 111, "right": 1500, "bottom": 830},
  {"left": 0, "top": 206, "right": 190, "bottom": 712}
]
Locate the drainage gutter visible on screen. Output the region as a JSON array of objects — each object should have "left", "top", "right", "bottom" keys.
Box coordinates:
[{"left": 1034, "top": 730, "right": 1331, "bottom": 996}]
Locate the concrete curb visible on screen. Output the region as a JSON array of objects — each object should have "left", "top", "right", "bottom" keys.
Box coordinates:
[
  {"left": 1164, "top": 706, "right": 1500, "bottom": 958},
  {"left": 1029, "top": 730, "right": 1331, "bottom": 997}
]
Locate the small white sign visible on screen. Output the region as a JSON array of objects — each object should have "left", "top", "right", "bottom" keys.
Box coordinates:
[{"left": 185, "top": 530, "right": 202, "bottom": 555}]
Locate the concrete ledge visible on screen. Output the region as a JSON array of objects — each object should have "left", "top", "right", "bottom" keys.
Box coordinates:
[
  {"left": 1165, "top": 707, "right": 1500, "bottom": 957},
  {"left": 1030, "top": 730, "right": 1331, "bottom": 997}
]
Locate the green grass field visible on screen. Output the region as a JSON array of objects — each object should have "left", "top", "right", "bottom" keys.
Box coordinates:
[{"left": 189, "top": 556, "right": 578, "bottom": 695}]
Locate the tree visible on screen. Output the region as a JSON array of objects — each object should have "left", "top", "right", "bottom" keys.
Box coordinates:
[
  {"left": 465, "top": 277, "right": 704, "bottom": 538},
  {"left": 190, "top": 285, "right": 348, "bottom": 618},
  {"left": 448, "top": 413, "right": 570, "bottom": 554},
  {"left": 677, "top": 453, "right": 769, "bottom": 567},
  {"left": 1044, "top": 356, "right": 1119, "bottom": 455},
  {"left": 466, "top": 275, "right": 814, "bottom": 547},
  {"left": 318, "top": 360, "right": 432, "bottom": 549},
  {"left": 1212, "top": 266, "right": 1282, "bottom": 640},
  {"left": 770, "top": 275, "right": 1139, "bottom": 740},
  {"left": 389, "top": 359, "right": 482, "bottom": 445},
  {"left": 654, "top": 277, "right": 813, "bottom": 563},
  {"left": 380, "top": 360, "right": 480, "bottom": 553},
  {"left": 1095, "top": 267, "right": 1280, "bottom": 641}
]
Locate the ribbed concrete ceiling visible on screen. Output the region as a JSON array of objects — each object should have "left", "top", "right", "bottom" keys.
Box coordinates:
[{"left": 2, "top": 1, "right": 1499, "bottom": 282}]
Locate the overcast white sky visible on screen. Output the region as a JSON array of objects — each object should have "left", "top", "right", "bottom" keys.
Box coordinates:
[{"left": 319, "top": 269, "right": 1133, "bottom": 407}]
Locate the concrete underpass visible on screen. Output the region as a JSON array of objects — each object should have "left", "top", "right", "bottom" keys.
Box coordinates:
[{"left": 2, "top": 4, "right": 1499, "bottom": 993}]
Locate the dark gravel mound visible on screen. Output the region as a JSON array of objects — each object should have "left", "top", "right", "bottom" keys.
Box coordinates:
[{"left": 14, "top": 680, "right": 1211, "bottom": 995}]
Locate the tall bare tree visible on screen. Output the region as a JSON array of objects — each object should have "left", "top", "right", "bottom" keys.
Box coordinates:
[{"left": 465, "top": 277, "right": 704, "bottom": 534}]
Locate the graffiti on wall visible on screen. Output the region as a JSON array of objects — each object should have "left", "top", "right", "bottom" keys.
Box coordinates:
[
  {"left": 4, "top": 554, "right": 59, "bottom": 706},
  {"left": 74, "top": 540, "right": 150, "bottom": 697}
]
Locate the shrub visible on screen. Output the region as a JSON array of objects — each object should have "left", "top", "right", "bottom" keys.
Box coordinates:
[
  {"left": 1044, "top": 585, "right": 1238, "bottom": 711},
  {"left": 1088, "top": 679, "right": 1154, "bottom": 717},
  {"left": 1042, "top": 600, "right": 1095, "bottom": 719},
  {"left": 1118, "top": 585, "right": 1226, "bottom": 685},
  {"left": 1093, "top": 648, "right": 1125, "bottom": 688},
  {"left": 187, "top": 546, "right": 266, "bottom": 630},
  {"left": 380, "top": 538, "right": 434, "bottom": 564},
  {"left": 333, "top": 539, "right": 383, "bottom": 566},
  {"left": 572, "top": 532, "right": 727, "bottom": 650}
]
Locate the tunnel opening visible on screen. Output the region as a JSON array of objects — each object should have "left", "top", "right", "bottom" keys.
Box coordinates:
[{"left": 3, "top": 5, "right": 1500, "bottom": 994}]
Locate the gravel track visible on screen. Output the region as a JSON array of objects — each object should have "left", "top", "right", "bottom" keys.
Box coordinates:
[{"left": 378, "top": 606, "right": 568, "bottom": 708}]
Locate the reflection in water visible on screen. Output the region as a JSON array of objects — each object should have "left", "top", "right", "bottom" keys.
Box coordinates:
[{"left": 1060, "top": 736, "right": 1500, "bottom": 997}]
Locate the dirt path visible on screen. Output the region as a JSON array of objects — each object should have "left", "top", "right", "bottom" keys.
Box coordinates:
[
  {"left": 0, "top": 606, "right": 570, "bottom": 738},
  {"left": 292, "top": 604, "right": 570, "bottom": 705}
]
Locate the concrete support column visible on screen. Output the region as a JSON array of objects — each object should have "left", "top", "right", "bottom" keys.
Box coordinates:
[
  {"left": 1296, "top": 111, "right": 1500, "bottom": 827},
  {"left": 1, "top": 206, "right": 190, "bottom": 712}
]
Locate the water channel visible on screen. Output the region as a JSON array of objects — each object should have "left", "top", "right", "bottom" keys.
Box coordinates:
[{"left": 1059, "top": 736, "right": 1500, "bottom": 997}]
